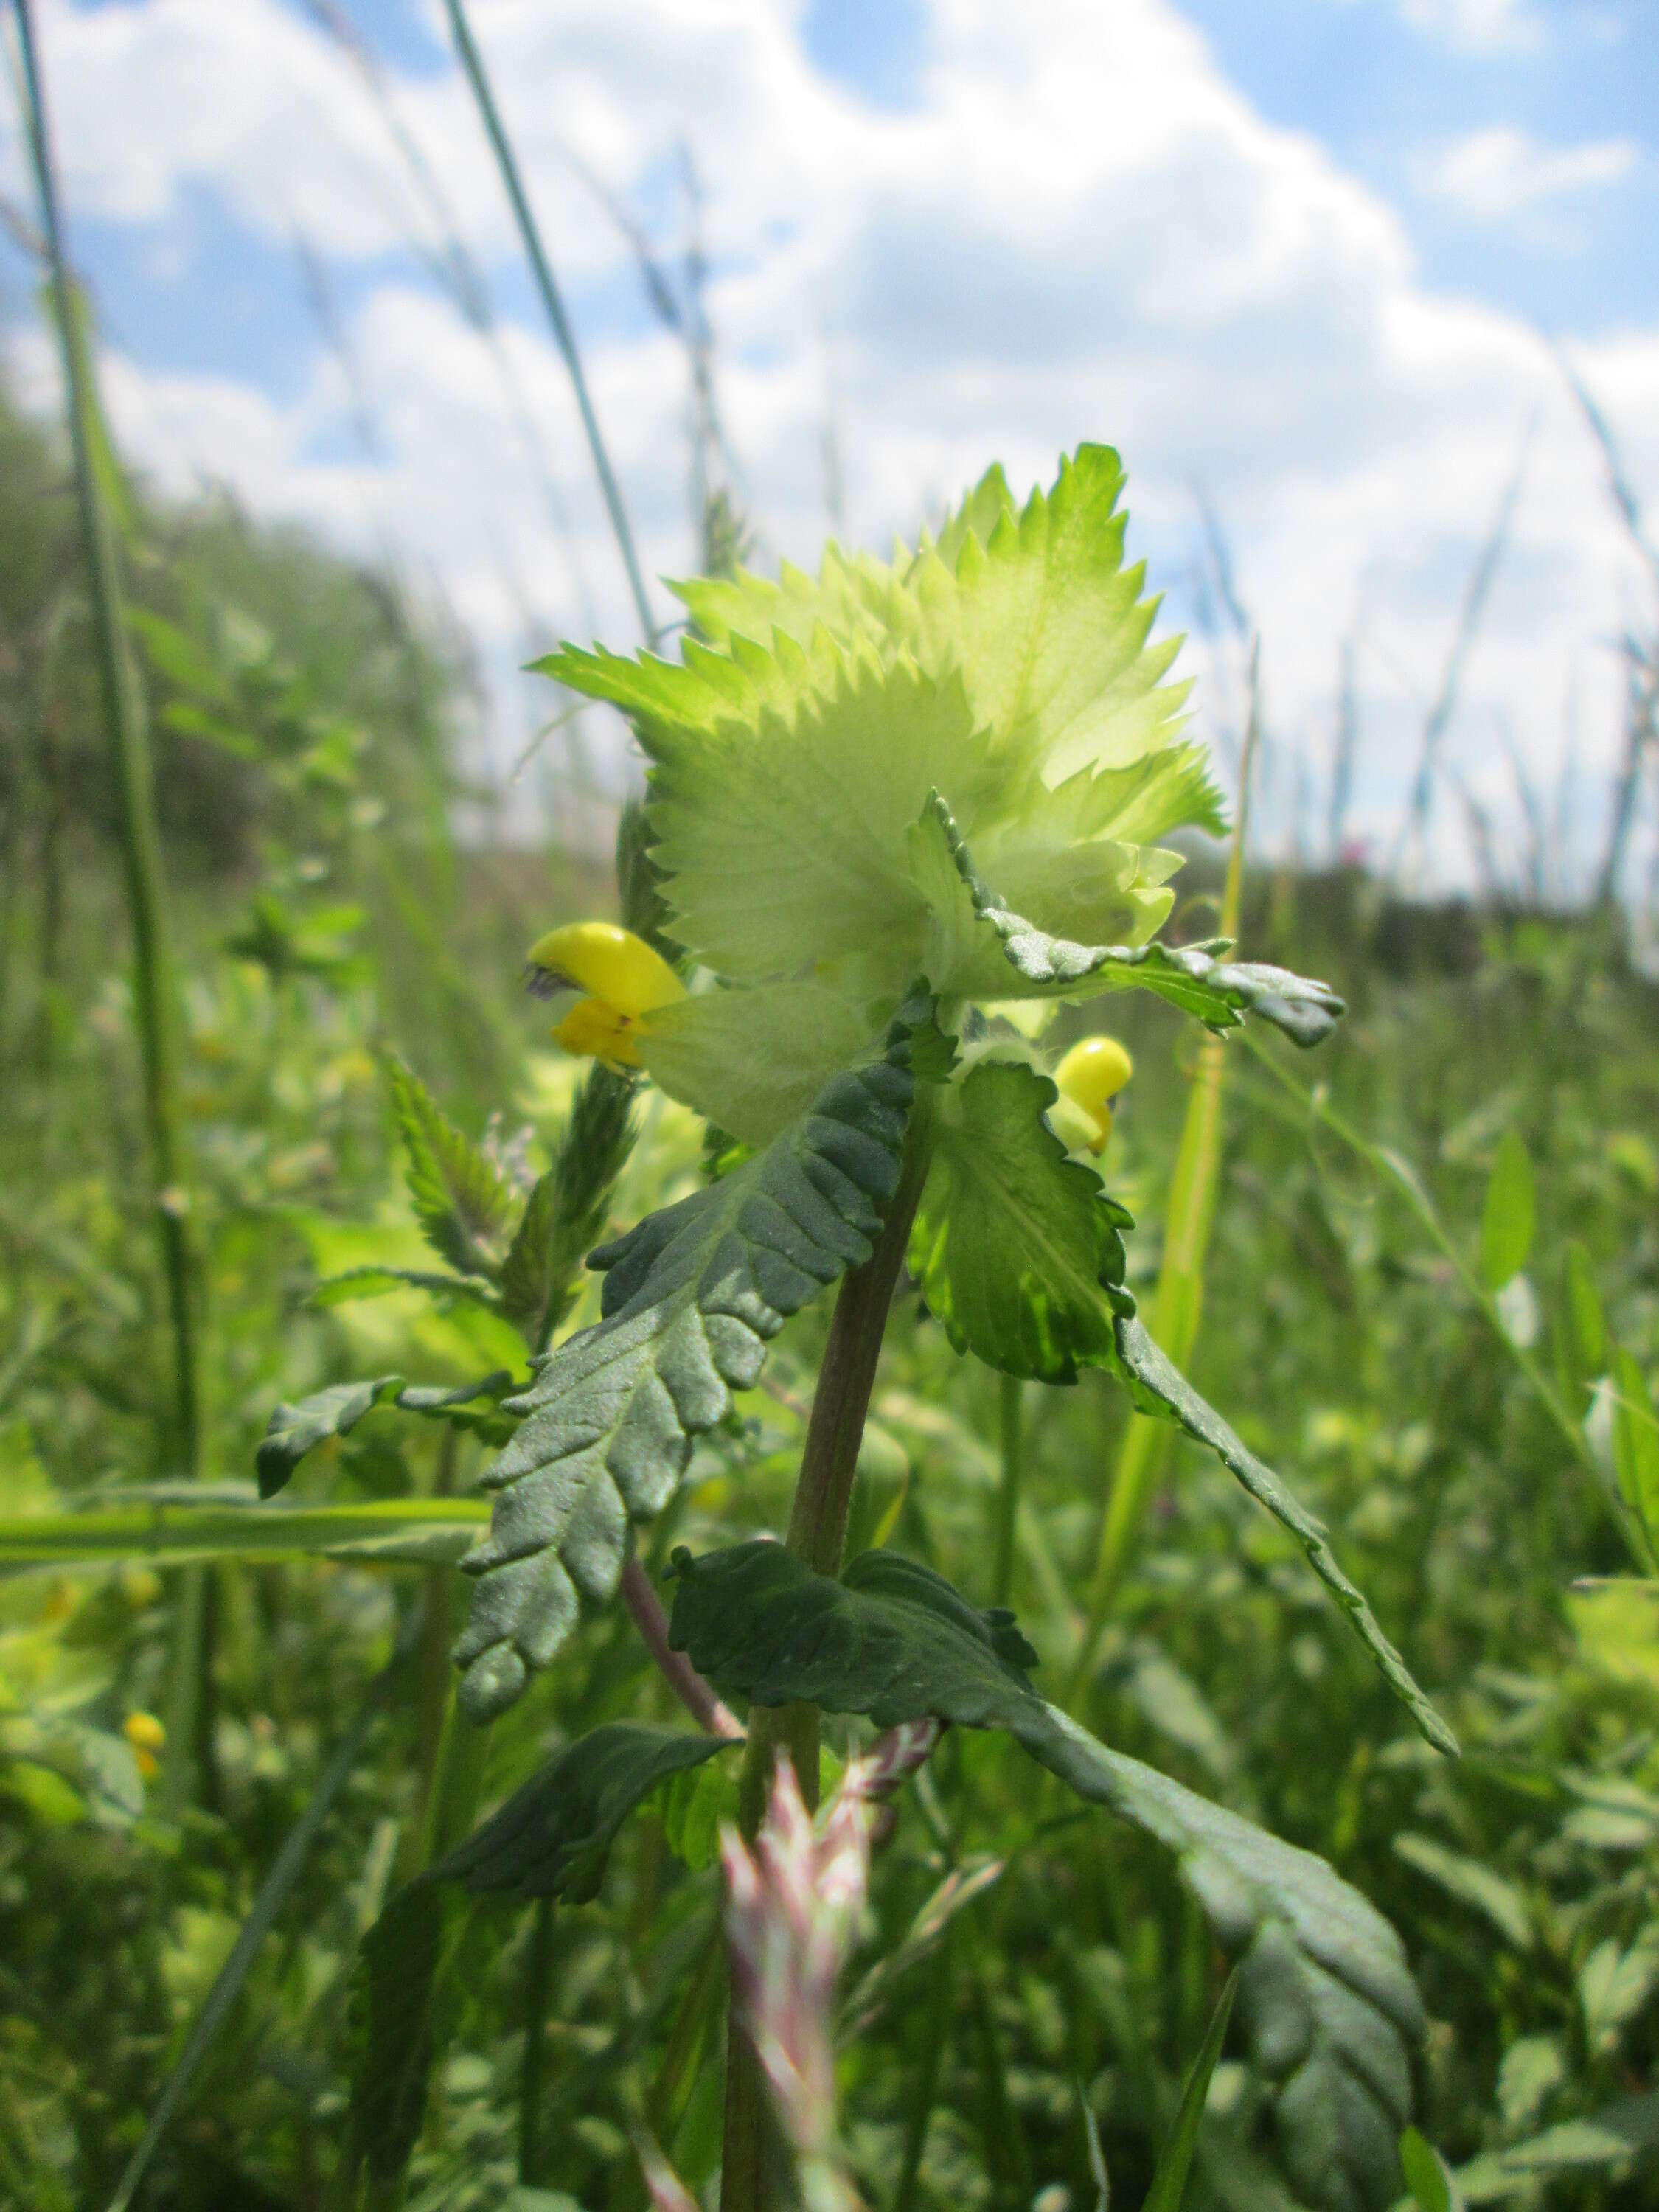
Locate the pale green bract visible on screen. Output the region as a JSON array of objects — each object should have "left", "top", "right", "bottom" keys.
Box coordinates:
[{"left": 529, "top": 442, "right": 1338, "bottom": 1147}]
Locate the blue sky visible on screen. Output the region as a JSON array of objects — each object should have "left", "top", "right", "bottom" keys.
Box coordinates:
[{"left": 4, "top": 0, "right": 1655, "bottom": 890}]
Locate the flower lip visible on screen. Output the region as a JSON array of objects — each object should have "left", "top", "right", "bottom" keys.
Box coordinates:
[
  {"left": 554, "top": 995, "right": 644, "bottom": 1069},
  {"left": 525, "top": 922, "right": 684, "bottom": 1020},
  {"left": 1054, "top": 1034, "right": 1133, "bottom": 1154}
]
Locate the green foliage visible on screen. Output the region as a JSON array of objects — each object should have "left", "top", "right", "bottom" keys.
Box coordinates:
[
  {"left": 348, "top": 1877, "right": 448, "bottom": 2193},
  {"left": 10, "top": 375, "right": 1659, "bottom": 2212},
  {"left": 386, "top": 1052, "right": 518, "bottom": 1279},
  {"left": 1610, "top": 1348, "right": 1659, "bottom": 1567},
  {"left": 668, "top": 1540, "right": 1425, "bottom": 2211},
  {"left": 255, "top": 1371, "right": 515, "bottom": 1497},
  {"left": 497, "top": 1063, "right": 638, "bottom": 1348},
  {"left": 1478, "top": 1131, "right": 1535, "bottom": 1291},
  {"left": 433, "top": 1722, "right": 737, "bottom": 1902},
  {"left": 1399, "top": 2127, "right": 1461, "bottom": 2212},
  {"left": 909, "top": 1055, "right": 1133, "bottom": 1382},
  {"left": 1455, "top": 2095, "right": 1659, "bottom": 2199},
  {"left": 453, "top": 992, "right": 928, "bottom": 1719},
  {"left": 347, "top": 1724, "right": 733, "bottom": 2193}
]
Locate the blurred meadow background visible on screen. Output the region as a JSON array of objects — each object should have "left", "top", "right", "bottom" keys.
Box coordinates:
[{"left": 1, "top": 2, "right": 1658, "bottom": 2209}]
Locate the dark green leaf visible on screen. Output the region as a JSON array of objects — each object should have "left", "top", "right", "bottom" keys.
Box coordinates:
[
  {"left": 667, "top": 1541, "right": 1422, "bottom": 2212},
  {"left": 386, "top": 1053, "right": 516, "bottom": 1279},
  {"left": 256, "top": 1372, "right": 514, "bottom": 1498},
  {"left": 1144, "top": 1970, "right": 1238, "bottom": 2212},
  {"left": 347, "top": 1723, "right": 731, "bottom": 2191},
  {"left": 434, "top": 1722, "right": 737, "bottom": 1904},
  {"left": 1479, "top": 1131, "right": 1534, "bottom": 1290},
  {"left": 1112, "top": 1318, "right": 1457, "bottom": 1756},
  {"left": 347, "top": 1879, "right": 450, "bottom": 2188},
  {"left": 453, "top": 996, "right": 928, "bottom": 1720},
  {"left": 910, "top": 1056, "right": 1132, "bottom": 1381}
]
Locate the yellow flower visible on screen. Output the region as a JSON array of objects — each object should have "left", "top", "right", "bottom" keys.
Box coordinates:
[
  {"left": 526, "top": 922, "right": 684, "bottom": 1070},
  {"left": 1053, "top": 1034, "right": 1133, "bottom": 1154},
  {"left": 123, "top": 1709, "right": 166, "bottom": 1779}
]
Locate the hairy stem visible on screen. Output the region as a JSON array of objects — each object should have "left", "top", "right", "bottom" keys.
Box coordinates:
[
  {"left": 720, "top": 1109, "right": 933, "bottom": 2212},
  {"left": 621, "top": 1552, "right": 741, "bottom": 1739}
]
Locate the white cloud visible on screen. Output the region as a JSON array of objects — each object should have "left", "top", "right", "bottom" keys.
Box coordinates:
[
  {"left": 7, "top": 0, "right": 1657, "bottom": 891},
  {"left": 1415, "top": 125, "right": 1638, "bottom": 221},
  {"left": 1398, "top": 0, "right": 1543, "bottom": 52}
]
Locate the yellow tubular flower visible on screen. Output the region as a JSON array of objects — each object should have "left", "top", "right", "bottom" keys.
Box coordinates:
[
  {"left": 1053, "top": 1033, "right": 1134, "bottom": 1154},
  {"left": 526, "top": 922, "right": 684, "bottom": 1069},
  {"left": 123, "top": 1709, "right": 166, "bottom": 1779}
]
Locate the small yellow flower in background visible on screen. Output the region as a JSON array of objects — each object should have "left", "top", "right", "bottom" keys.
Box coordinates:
[
  {"left": 526, "top": 922, "right": 684, "bottom": 1071},
  {"left": 1053, "top": 1034, "right": 1133, "bottom": 1155},
  {"left": 123, "top": 1709, "right": 166, "bottom": 1778}
]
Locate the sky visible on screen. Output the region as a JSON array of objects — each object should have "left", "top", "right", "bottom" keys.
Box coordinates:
[{"left": 1, "top": 0, "right": 1655, "bottom": 894}]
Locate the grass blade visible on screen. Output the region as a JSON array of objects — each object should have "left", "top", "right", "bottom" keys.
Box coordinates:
[
  {"left": 0, "top": 1494, "right": 489, "bottom": 1568},
  {"left": 1144, "top": 1969, "right": 1237, "bottom": 2212},
  {"left": 442, "top": 0, "right": 656, "bottom": 644}
]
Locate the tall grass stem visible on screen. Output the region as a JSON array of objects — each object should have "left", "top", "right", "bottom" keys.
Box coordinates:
[
  {"left": 443, "top": 0, "right": 657, "bottom": 644},
  {"left": 12, "top": 0, "right": 209, "bottom": 1807},
  {"left": 13, "top": 0, "right": 199, "bottom": 1475}
]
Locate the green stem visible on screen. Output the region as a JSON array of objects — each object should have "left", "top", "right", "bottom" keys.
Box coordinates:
[
  {"left": 13, "top": 0, "right": 208, "bottom": 1812},
  {"left": 442, "top": 0, "right": 656, "bottom": 646},
  {"left": 992, "top": 1374, "right": 1023, "bottom": 1609},
  {"left": 721, "top": 1108, "right": 934, "bottom": 2212}
]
